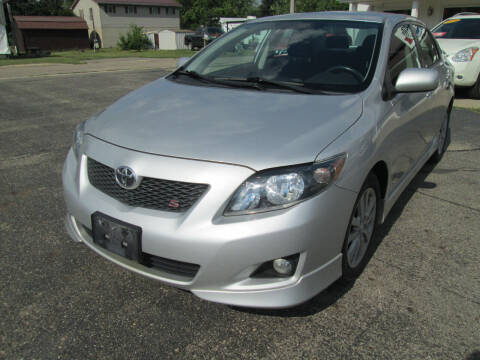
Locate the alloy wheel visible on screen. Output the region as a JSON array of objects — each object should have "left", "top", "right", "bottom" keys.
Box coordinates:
[{"left": 346, "top": 187, "right": 377, "bottom": 268}]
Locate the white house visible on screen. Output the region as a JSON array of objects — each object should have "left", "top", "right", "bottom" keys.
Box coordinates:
[
  {"left": 342, "top": 0, "right": 480, "bottom": 28},
  {"left": 72, "top": 0, "right": 181, "bottom": 48}
]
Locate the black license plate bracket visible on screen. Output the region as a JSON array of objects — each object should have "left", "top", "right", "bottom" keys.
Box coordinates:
[{"left": 91, "top": 212, "right": 142, "bottom": 262}]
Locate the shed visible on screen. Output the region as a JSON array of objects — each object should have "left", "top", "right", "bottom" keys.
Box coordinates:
[
  {"left": 155, "top": 29, "right": 193, "bottom": 50},
  {"left": 219, "top": 16, "right": 256, "bottom": 32},
  {"left": 13, "top": 16, "right": 90, "bottom": 53}
]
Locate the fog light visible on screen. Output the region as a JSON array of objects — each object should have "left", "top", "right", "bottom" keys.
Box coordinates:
[
  {"left": 457, "top": 75, "right": 463, "bottom": 80},
  {"left": 273, "top": 258, "right": 294, "bottom": 275},
  {"left": 250, "top": 254, "right": 299, "bottom": 278}
]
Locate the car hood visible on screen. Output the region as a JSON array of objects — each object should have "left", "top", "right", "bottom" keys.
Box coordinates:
[
  {"left": 436, "top": 38, "right": 480, "bottom": 56},
  {"left": 86, "top": 78, "right": 363, "bottom": 170}
]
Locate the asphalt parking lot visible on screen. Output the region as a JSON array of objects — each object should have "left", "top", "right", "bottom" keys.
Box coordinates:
[{"left": 0, "top": 63, "right": 479, "bottom": 359}]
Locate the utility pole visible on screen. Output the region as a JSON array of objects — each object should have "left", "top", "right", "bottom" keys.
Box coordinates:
[{"left": 290, "top": 0, "right": 294, "bottom": 14}]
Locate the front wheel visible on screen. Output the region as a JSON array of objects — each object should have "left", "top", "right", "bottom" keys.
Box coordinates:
[
  {"left": 341, "top": 173, "right": 381, "bottom": 281},
  {"left": 467, "top": 74, "right": 480, "bottom": 99}
]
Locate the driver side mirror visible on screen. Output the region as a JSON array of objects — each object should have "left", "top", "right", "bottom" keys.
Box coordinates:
[
  {"left": 395, "top": 68, "right": 439, "bottom": 93},
  {"left": 177, "top": 57, "right": 190, "bottom": 68}
]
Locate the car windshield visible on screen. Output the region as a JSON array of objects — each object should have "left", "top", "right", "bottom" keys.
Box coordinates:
[
  {"left": 433, "top": 18, "right": 480, "bottom": 39},
  {"left": 172, "top": 20, "right": 383, "bottom": 94}
]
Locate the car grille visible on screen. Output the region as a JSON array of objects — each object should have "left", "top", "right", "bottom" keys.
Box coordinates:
[
  {"left": 143, "top": 253, "right": 200, "bottom": 279},
  {"left": 87, "top": 158, "right": 208, "bottom": 212}
]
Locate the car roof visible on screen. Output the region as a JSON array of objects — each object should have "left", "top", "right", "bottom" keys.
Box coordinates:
[
  {"left": 448, "top": 12, "right": 480, "bottom": 19},
  {"left": 249, "top": 11, "right": 421, "bottom": 26},
  {"left": 442, "top": 12, "right": 480, "bottom": 21}
]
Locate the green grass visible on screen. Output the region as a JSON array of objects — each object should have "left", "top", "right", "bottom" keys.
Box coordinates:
[
  {"left": 0, "top": 48, "right": 196, "bottom": 66},
  {"left": 455, "top": 106, "right": 480, "bottom": 113}
]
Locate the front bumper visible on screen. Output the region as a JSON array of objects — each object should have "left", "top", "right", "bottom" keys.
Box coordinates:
[
  {"left": 63, "top": 135, "right": 357, "bottom": 308},
  {"left": 450, "top": 60, "right": 479, "bottom": 87}
]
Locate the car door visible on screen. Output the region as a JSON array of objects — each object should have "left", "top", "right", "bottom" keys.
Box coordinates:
[
  {"left": 382, "top": 23, "right": 428, "bottom": 191},
  {"left": 411, "top": 23, "right": 451, "bottom": 147}
]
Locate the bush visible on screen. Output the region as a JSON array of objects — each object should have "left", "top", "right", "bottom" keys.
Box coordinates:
[{"left": 118, "top": 24, "right": 151, "bottom": 50}]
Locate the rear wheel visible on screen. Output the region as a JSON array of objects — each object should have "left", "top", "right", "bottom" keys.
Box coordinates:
[
  {"left": 341, "top": 173, "right": 381, "bottom": 281},
  {"left": 430, "top": 106, "right": 451, "bottom": 163}
]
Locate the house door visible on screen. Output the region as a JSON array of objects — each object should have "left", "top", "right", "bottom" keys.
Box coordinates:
[{"left": 154, "top": 33, "right": 159, "bottom": 50}]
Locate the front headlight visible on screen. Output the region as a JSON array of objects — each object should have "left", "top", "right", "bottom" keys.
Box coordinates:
[
  {"left": 72, "top": 121, "right": 86, "bottom": 158},
  {"left": 452, "top": 47, "right": 479, "bottom": 62},
  {"left": 224, "top": 154, "right": 346, "bottom": 216}
]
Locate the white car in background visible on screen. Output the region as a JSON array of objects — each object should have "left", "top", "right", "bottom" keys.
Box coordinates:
[{"left": 432, "top": 13, "right": 480, "bottom": 98}]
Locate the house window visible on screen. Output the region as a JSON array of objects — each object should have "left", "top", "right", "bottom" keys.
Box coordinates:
[
  {"left": 79, "top": 9, "right": 84, "bottom": 19},
  {"left": 89, "top": 8, "right": 94, "bottom": 20},
  {"left": 149, "top": 7, "right": 160, "bottom": 15},
  {"left": 125, "top": 6, "right": 137, "bottom": 14},
  {"left": 104, "top": 5, "right": 116, "bottom": 13},
  {"left": 165, "top": 7, "right": 176, "bottom": 15}
]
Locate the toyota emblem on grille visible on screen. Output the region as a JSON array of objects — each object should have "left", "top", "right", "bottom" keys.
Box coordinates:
[{"left": 115, "top": 166, "right": 140, "bottom": 190}]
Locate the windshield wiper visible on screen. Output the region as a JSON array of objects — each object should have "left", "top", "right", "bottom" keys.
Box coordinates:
[
  {"left": 175, "top": 70, "right": 219, "bottom": 84},
  {"left": 247, "top": 77, "right": 314, "bottom": 94},
  {"left": 174, "top": 72, "right": 331, "bottom": 94},
  {"left": 174, "top": 70, "right": 263, "bottom": 90},
  {"left": 214, "top": 76, "right": 314, "bottom": 94}
]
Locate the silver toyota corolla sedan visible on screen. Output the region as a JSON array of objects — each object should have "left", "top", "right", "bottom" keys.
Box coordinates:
[{"left": 63, "top": 12, "right": 454, "bottom": 308}]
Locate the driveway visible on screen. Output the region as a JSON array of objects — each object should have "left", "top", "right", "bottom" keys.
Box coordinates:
[
  {"left": 0, "top": 64, "right": 479, "bottom": 359},
  {"left": 0, "top": 57, "right": 178, "bottom": 80}
]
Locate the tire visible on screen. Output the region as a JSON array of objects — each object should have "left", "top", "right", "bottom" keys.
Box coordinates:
[
  {"left": 430, "top": 106, "right": 451, "bottom": 163},
  {"left": 341, "top": 173, "right": 381, "bottom": 282},
  {"left": 467, "top": 74, "right": 480, "bottom": 99}
]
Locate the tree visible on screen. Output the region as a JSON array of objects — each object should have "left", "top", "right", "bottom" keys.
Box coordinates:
[
  {"left": 9, "top": 0, "right": 74, "bottom": 16},
  {"left": 178, "top": 0, "right": 256, "bottom": 30},
  {"left": 271, "top": 0, "right": 348, "bottom": 15},
  {"left": 117, "top": 24, "right": 151, "bottom": 50},
  {"left": 259, "top": 0, "right": 275, "bottom": 17}
]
